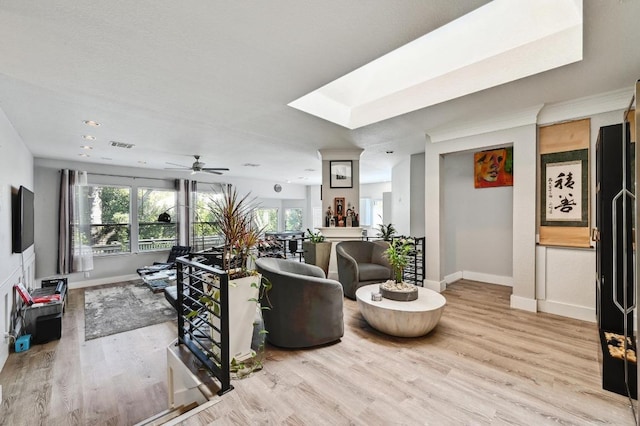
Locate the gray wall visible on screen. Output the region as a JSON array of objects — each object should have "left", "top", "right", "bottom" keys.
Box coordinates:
[{"left": 443, "top": 150, "right": 513, "bottom": 278}]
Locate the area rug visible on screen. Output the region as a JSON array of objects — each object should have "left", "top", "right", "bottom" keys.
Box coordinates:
[{"left": 84, "top": 279, "right": 176, "bottom": 341}]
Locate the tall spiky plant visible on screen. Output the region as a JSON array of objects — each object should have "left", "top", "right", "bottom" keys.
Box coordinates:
[{"left": 211, "top": 186, "right": 263, "bottom": 278}]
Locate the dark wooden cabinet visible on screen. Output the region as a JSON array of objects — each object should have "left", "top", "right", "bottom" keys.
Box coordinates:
[{"left": 595, "top": 123, "right": 636, "bottom": 399}]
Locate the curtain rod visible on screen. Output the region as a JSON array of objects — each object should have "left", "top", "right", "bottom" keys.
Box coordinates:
[
  {"left": 86, "top": 172, "right": 169, "bottom": 182},
  {"left": 66, "top": 170, "right": 227, "bottom": 186}
]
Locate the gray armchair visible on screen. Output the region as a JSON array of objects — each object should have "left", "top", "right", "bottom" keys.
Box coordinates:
[
  {"left": 255, "top": 257, "right": 344, "bottom": 348},
  {"left": 336, "top": 240, "right": 392, "bottom": 299}
]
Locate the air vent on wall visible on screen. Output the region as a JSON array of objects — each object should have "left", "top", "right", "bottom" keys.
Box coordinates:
[{"left": 110, "top": 141, "right": 135, "bottom": 149}]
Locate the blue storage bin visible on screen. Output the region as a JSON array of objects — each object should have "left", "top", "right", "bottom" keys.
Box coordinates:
[{"left": 15, "top": 334, "right": 31, "bottom": 352}]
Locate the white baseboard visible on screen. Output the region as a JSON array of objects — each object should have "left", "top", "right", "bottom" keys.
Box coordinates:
[
  {"left": 444, "top": 271, "right": 463, "bottom": 284},
  {"left": 68, "top": 274, "right": 140, "bottom": 289},
  {"left": 510, "top": 295, "right": 537, "bottom": 312},
  {"left": 424, "top": 279, "right": 446, "bottom": 292},
  {"left": 537, "top": 300, "right": 596, "bottom": 323},
  {"left": 443, "top": 270, "right": 512, "bottom": 287},
  {"left": 462, "top": 271, "right": 513, "bottom": 287}
]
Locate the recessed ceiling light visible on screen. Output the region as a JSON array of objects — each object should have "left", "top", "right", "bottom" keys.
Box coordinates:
[
  {"left": 243, "top": 163, "right": 260, "bottom": 167},
  {"left": 83, "top": 120, "right": 101, "bottom": 127},
  {"left": 138, "top": 160, "right": 147, "bottom": 164},
  {"left": 80, "top": 145, "right": 93, "bottom": 150},
  {"left": 82, "top": 135, "right": 96, "bottom": 141},
  {"left": 101, "top": 157, "right": 113, "bottom": 160},
  {"left": 78, "top": 153, "right": 90, "bottom": 157},
  {"left": 304, "top": 168, "right": 315, "bottom": 172}
]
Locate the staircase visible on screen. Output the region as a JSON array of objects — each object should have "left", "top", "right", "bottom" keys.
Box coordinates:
[{"left": 134, "top": 339, "right": 222, "bottom": 425}]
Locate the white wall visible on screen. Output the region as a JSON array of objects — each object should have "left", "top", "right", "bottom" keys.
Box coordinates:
[
  {"left": 410, "top": 153, "right": 426, "bottom": 237},
  {"left": 535, "top": 109, "right": 627, "bottom": 322},
  {"left": 360, "top": 182, "right": 391, "bottom": 199},
  {"left": 443, "top": 150, "right": 513, "bottom": 284},
  {"left": 421, "top": 89, "right": 634, "bottom": 320},
  {"left": 391, "top": 157, "right": 411, "bottom": 235},
  {"left": 306, "top": 184, "right": 322, "bottom": 230},
  {"left": 0, "top": 107, "right": 34, "bottom": 371}
]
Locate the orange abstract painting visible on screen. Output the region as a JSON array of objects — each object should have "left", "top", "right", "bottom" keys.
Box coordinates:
[{"left": 474, "top": 147, "right": 513, "bottom": 188}]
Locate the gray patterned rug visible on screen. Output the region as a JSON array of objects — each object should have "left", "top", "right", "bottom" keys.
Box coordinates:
[{"left": 84, "top": 279, "right": 176, "bottom": 341}]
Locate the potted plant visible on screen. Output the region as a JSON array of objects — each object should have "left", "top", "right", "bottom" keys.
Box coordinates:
[
  {"left": 379, "top": 238, "right": 418, "bottom": 301},
  {"left": 201, "top": 186, "right": 265, "bottom": 364},
  {"left": 302, "top": 228, "right": 332, "bottom": 276},
  {"left": 376, "top": 221, "right": 397, "bottom": 241}
]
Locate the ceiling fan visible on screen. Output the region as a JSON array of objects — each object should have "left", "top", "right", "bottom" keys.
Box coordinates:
[{"left": 165, "top": 155, "right": 229, "bottom": 175}]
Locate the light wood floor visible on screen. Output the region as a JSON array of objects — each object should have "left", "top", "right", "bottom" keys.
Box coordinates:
[
  {"left": 1, "top": 280, "right": 637, "bottom": 425},
  {"left": 0, "top": 285, "right": 176, "bottom": 426}
]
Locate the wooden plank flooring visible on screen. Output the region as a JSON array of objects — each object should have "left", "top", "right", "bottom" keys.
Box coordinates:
[
  {"left": 0, "top": 280, "right": 637, "bottom": 425},
  {"left": 0, "top": 286, "right": 176, "bottom": 426},
  {"left": 180, "top": 280, "right": 637, "bottom": 425}
]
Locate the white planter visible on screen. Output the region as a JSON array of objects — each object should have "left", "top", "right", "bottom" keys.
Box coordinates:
[{"left": 210, "top": 274, "right": 261, "bottom": 362}]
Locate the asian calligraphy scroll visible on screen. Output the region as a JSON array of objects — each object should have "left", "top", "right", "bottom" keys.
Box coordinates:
[
  {"left": 539, "top": 118, "right": 590, "bottom": 247},
  {"left": 541, "top": 150, "right": 588, "bottom": 226}
]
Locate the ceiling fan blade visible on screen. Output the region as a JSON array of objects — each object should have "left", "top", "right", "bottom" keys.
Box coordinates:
[
  {"left": 164, "top": 167, "right": 191, "bottom": 171},
  {"left": 203, "top": 170, "right": 223, "bottom": 175},
  {"left": 165, "top": 162, "right": 190, "bottom": 168},
  {"left": 202, "top": 167, "right": 229, "bottom": 171}
]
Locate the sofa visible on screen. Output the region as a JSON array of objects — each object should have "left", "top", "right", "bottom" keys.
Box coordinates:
[
  {"left": 255, "top": 257, "right": 344, "bottom": 348},
  {"left": 336, "top": 240, "right": 392, "bottom": 299}
]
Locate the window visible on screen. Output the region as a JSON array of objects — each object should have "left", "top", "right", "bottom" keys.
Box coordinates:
[
  {"left": 137, "top": 188, "right": 177, "bottom": 251},
  {"left": 193, "top": 190, "right": 224, "bottom": 251},
  {"left": 372, "top": 199, "right": 383, "bottom": 230},
  {"left": 81, "top": 185, "right": 131, "bottom": 254},
  {"left": 255, "top": 208, "right": 278, "bottom": 233},
  {"left": 360, "top": 198, "right": 383, "bottom": 229},
  {"left": 284, "top": 208, "right": 303, "bottom": 231},
  {"left": 312, "top": 207, "right": 322, "bottom": 229}
]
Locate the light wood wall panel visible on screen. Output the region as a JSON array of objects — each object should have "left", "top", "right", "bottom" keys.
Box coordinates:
[{"left": 538, "top": 118, "right": 591, "bottom": 248}]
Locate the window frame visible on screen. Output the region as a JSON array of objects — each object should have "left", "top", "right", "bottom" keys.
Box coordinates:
[
  {"left": 137, "top": 187, "right": 178, "bottom": 252},
  {"left": 83, "top": 184, "right": 133, "bottom": 256}
]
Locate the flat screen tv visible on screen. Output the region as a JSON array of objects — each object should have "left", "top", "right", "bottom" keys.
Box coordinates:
[{"left": 13, "top": 185, "right": 35, "bottom": 253}]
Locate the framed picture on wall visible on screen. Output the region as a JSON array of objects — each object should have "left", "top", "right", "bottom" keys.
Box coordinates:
[
  {"left": 330, "top": 160, "right": 352, "bottom": 188},
  {"left": 474, "top": 147, "right": 513, "bottom": 188},
  {"left": 540, "top": 148, "right": 588, "bottom": 227}
]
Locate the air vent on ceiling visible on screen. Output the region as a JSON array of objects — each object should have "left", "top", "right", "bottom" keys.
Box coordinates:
[{"left": 110, "top": 141, "right": 135, "bottom": 149}]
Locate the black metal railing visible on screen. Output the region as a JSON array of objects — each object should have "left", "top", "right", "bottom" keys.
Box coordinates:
[
  {"left": 176, "top": 254, "right": 233, "bottom": 395},
  {"left": 365, "top": 235, "right": 425, "bottom": 286},
  {"left": 403, "top": 236, "right": 425, "bottom": 286}
]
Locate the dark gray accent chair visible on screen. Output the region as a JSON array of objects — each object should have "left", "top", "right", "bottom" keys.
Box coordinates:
[
  {"left": 336, "top": 240, "right": 393, "bottom": 299},
  {"left": 255, "top": 257, "right": 344, "bottom": 348}
]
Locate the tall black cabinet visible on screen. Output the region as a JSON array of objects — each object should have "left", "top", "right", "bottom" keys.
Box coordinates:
[{"left": 595, "top": 122, "right": 636, "bottom": 399}]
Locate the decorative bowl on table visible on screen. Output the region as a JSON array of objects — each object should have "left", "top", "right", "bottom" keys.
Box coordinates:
[{"left": 379, "top": 280, "right": 418, "bottom": 301}]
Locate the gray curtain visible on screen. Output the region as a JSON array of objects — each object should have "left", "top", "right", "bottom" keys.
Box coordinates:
[
  {"left": 57, "top": 169, "right": 93, "bottom": 274},
  {"left": 175, "top": 179, "right": 196, "bottom": 247}
]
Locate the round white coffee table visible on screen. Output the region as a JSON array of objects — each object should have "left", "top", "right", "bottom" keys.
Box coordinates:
[{"left": 355, "top": 284, "right": 446, "bottom": 337}]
